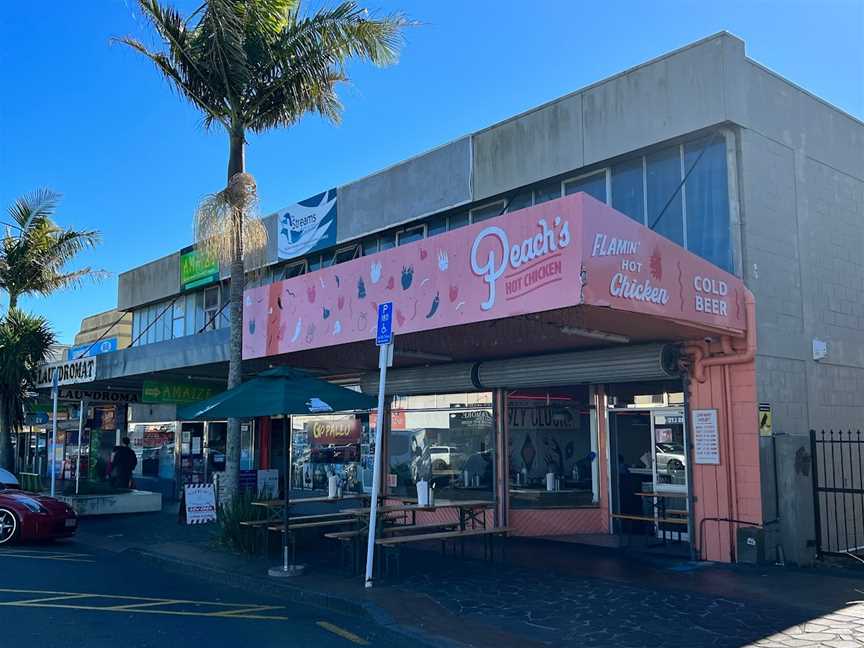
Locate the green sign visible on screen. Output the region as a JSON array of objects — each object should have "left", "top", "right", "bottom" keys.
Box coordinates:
[
  {"left": 142, "top": 380, "right": 217, "bottom": 405},
  {"left": 180, "top": 245, "right": 219, "bottom": 291}
]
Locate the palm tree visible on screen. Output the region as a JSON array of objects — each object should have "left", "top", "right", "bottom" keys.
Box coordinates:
[
  {"left": 118, "top": 0, "right": 408, "bottom": 501},
  {"left": 0, "top": 309, "right": 55, "bottom": 470},
  {"left": 1, "top": 189, "right": 104, "bottom": 309}
]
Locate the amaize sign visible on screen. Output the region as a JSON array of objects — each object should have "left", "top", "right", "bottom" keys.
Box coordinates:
[
  {"left": 36, "top": 357, "right": 96, "bottom": 389},
  {"left": 142, "top": 380, "right": 217, "bottom": 405},
  {"left": 180, "top": 245, "right": 219, "bottom": 292}
]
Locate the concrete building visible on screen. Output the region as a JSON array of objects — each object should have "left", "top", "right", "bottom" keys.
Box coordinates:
[{"left": 47, "top": 32, "right": 863, "bottom": 565}]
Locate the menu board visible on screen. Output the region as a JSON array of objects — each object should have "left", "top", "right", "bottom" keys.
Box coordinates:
[{"left": 692, "top": 409, "right": 720, "bottom": 465}]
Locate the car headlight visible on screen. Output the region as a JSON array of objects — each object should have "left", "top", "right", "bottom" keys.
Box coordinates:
[{"left": 16, "top": 497, "right": 47, "bottom": 514}]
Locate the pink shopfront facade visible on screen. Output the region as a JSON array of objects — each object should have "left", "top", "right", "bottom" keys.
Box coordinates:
[{"left": 243, "top": 193, "right": 761, "bottom": 563}]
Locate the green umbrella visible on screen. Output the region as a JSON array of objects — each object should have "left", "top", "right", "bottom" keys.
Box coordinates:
[
  {"left": 176, "top": 366, "right": 375, "bottom": 579},
  {"left": 177, "top": 366, "right": 375, "bottom": 420}
]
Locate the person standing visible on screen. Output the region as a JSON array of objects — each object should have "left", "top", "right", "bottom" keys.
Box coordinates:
[{"left": 110, "top": 438, "right": 137, "bottom": 489}]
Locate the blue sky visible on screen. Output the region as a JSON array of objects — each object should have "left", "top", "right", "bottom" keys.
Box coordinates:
[{"left": 1, "top": 0, "right": 862, "bottom": 343}]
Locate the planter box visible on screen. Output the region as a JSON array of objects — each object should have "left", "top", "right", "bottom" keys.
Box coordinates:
[{"left": 57, "top": 490, "right": 163, "bottom": 516}]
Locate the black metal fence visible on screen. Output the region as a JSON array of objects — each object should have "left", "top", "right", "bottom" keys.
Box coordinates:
[{"left": 811, "top": 429, "right": 864, "bottom": 557}]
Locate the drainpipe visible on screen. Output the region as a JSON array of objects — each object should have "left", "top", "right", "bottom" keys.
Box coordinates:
[{"left": 683, "top": 290, "right": 757, "bottom": 561}]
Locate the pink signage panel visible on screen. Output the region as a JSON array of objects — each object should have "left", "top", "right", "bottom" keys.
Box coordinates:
[
  {"left": 243, "top": 193, "right": 746, "bottom": 360},
  {"left": 580, "top": 197, "right": 746, "bottom": 333}
]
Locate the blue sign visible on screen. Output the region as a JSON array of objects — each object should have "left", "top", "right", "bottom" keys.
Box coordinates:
[
  {"left": 24, "top": 412, "right": 49, "bottom": 425},
  {"left": 67, "top": 337, "right": 118, "bottom": 360},
  {"left": 376, "top": 302, "right": 393, "bottom": 346},
  {"left": 277, "top": 188, "right": 337, "bottom": 261}
]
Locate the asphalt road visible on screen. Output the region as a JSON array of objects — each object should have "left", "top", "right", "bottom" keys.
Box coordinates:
[{"left": 0, "top": 538, "right": 408, "bottom": 648}]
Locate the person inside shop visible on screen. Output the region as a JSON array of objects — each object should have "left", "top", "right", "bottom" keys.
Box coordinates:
[{"left": 110, "top": 437, "right": 138, "bottom": 489}]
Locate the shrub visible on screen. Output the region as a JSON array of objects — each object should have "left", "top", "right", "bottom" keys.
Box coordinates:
[{"left": 212, "top": 490, "right": 261, "bottom": 555}]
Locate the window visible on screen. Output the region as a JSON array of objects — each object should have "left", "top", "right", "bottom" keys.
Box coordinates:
[
  {"left": 611, "top": 158, "right": 645, "bottom": 224},
  {"left": 388, "top": 392, "right": 495, "bottom": 502},
  {"left": 132, "top": 310, "right": 142, "bottom": 347},
  {"left": 396, "top": 225, "right": 426, "bottom": 246},
  {"left": 308, "top": 254, "right": 323, "bottom": 272},
  {"left": 447, "top": 212, "right": 469, "bottom": 230},
  {"left": 290, "top": 414, "right": 370, "bottom": 495},
  {"left": 534, "top": 179, "right": 562, "bottom": 205},
  {"left": 427, "top": 215, "right": 447, "bottom": 237},
  {"left": 470, "top": 201, "right": 505, "bottom": 223},
  {"left": 508, "top": 386, "right": 595, "bottom": 509},
  {"left": 684, "top": 137, "right": 732, "bottom": 272},
  {"left": 506, "top": 190, "right": 533, "bottom": 213},
  {"left": 172, "top": 299, "right": 185, "bottom": 339},
  {"left": 202, "top": 286, "right": 220, "bottom": 331},
  {"left": 646, "top": 146, "right": 684, "bottom": 247},
  {"left": 379, "top": 232, "right": 396, "bottom": 251},
  {"left": 361, "top": 237, "right": 378, "bottom": 257},
  {"left": 129, "top": 423, "right": 176, "bottom": 480},
  {"left": 280, "top": 259, "right": 307, "bottom": 280},
  {"left": 564, "top": 170, "right": 607, "bottom": 203},
  {"left": 331, "top": 244, "right": 361, "bottom": 265}
]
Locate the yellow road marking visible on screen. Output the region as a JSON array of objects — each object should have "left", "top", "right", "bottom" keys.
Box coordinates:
[
  {"left": 0, "top": 552, "right": 94, "bottom": 563},
  {"left": 316, "top": 621, "right": 370, "bottom": 645},
  {"left": 0, "top": 588, "right": 291, "bottom": 621}
]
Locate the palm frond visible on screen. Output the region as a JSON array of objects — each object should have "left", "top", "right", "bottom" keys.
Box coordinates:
[
  {"left": 194, "top": 172, "right": 268, "bottom": 270},
  {"left": 6, "top": 189, "right": 60, "bottom": 231}
]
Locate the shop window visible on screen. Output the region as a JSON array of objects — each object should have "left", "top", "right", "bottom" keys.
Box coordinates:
[
  {"left": 447, "top": 212, "right": 469, "bottom": 230},
  {"left": 129, "top": 423, "right": 176, "bottom": 481},
  {"left": 290, "top": 414, "right": 370, "bottom": 495},
  {"left": 470, "top": 201, "right": 505, "bottom": 223},
  {"left": 201, "top": 286, "right": 220, "bottom": 331},
  {"left": 611, "top": 158, "right": 645, "bottom": 224},
  {"left": 684, "top": 137, "right": 732, "bottom": 272},
  {"left": 388, "top": 392, "right": 495, "bottom": 502},
  {"left": 508, "top": 387, "right": 596, "bottom": 509},
  {"left": 506, "top": 190, "right": 533, "bottom": 213},
  {"left": 564, "top": 170, "right": 607, "bottom": 204},
  {"left": 172, "top": 298, "right": 185, "bottom": 339},
  {"left": 534, "top": 179, "right": 562, "bottom": 205},
  {"left": 646, "top": 146, "right": 685, "bottom": 247},
  {"left": 606, "top": 381, "right": 685, "bottom": 409},
  {"left": 207, "top": 422, "right": 227, "bottom": 474},
  {"left": 396, "top": 224, "right": 426, "bottom": 246}
]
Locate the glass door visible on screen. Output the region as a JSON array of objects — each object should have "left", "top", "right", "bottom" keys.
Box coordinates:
[{"left": 650, "top": 408, "right": 688, "bottom": 541}]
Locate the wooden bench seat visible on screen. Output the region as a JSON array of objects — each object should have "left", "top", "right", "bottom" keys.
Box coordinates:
[
  {"left": 324, "top": 522, "right": 458, "bottom": 541},
  {"left": 375, "top": 526, "right": 511, "bottom": 546},
  {"left": 610, "top": 513, "right": 688, "bottom": 525},
  {"left": 267, "top": 518, "right": 355, "bottom": 533}
]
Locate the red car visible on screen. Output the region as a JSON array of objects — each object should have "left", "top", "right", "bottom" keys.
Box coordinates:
[{"left": 0, "top": 470, "right": 78, "bottom": 545}]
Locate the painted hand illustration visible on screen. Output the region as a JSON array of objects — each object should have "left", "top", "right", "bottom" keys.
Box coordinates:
[
  {"left": 396, "top": 308, "right": 406, "bottom": 327},
  {"left": 357, "top": 277, "right": 366, "bottom": 299},
  {"left": 449, "top": 285, "right": 459, "bottom": 303},
  {"left": 386, "top": 276, "right": 395, "bottom": 290},
  {"left": 248, "top": 319, "right": 256, "bottom": 335},
  {"left": 307, "top": 284, "right": 316, "bottom": 303},
  {"left": 438, "top": 250, "right": 448, "bottom": 271},
  {"left": 335, "top": 275, "right": 341, "bottom": 287},
  {"left": 420, "top": 248, "right": 428, "bottom": 260},
  {"left": 305, "top": 323, "right": 316, "bottom": 344},
  {"left": 319, "top": 276, "right": 326, "bottom": 289},
  {"left": 322, "top": 306, "right": 331, "bottom": 320},
  {"left": 338, "top": 295, "right": 345, "bottom": 310},
  {"left": 401, "top": 266, "right": 414, "bottom": 290},
  {"left": 370, "top": 262, "right": 382, "bottom": 284},
  {"left": 291, "top": 318, "right": 302, "bottom": 342},
  {"left": 333, "top": 320, "right": 342, "bottom": 335}
]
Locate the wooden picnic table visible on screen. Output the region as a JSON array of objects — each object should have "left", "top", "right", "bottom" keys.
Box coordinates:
[
  {"left": 251, "top": 493, "right": 370, "bottom": 521},
  {"left": 345, "top": 499, "right": 495, "bottom": 531}
]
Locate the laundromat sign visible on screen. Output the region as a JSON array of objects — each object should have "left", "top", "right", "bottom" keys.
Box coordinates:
[
  {"left": 35, "top": 357, "right": 97, "bottom": 389},
  {"left": 243, "top": 193, "right": 747, "bottom": 360}
]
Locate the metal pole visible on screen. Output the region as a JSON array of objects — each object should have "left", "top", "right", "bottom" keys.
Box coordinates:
[
  {"left": 365, "top": 342, "right": 390, "bottom": 588},
  {"left": 50, "top": 374, "right": 59, "bottom": 496},
  {"left": 74, "top": 400, "right": 85, "bottom": 495},
  {"left": 269, "top": 415, "right": 301, "bottom": 577}
]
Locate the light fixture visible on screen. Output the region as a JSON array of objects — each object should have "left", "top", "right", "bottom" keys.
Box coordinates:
[{"left": 559, "top": 327, "right": 630, "bottom": 343}]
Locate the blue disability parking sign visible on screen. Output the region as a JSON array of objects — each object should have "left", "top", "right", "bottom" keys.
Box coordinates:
[{"left": 376, "top": 302, "right": 393, "bottom": 346}]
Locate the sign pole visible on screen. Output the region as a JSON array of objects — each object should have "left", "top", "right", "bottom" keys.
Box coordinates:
[
  {"left": 365, "top": 302, "right": 393, "bottom": 589},
  {"left": 50, "top": 372, "right": 59, "bottom": 496},
  {"left": 74, "top": 399, "right": 86, "bottom": 495}
]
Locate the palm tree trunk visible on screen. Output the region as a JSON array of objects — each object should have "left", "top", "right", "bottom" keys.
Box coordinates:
[
  {"left": 8, "top": 293, "right": 17, "bottom": 310},
  {"left": 222, "top": 129, "right": 246, "bottom": 504}
]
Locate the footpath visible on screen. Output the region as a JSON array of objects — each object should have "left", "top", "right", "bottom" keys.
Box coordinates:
[{"left": 77, "top": 510, "right": 864, "bottom": 648}]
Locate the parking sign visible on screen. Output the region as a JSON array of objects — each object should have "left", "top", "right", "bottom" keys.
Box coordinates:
[{"left": 376, "top": 302, "right": 393, "bottom": 346}]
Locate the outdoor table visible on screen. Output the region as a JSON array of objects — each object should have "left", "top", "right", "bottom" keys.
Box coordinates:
[
  {"left": 347, "top": 499, "right": 494, "bottom": 532},
  {"left": 252, "top": 493, "right": 370, "bottom": 522}
]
